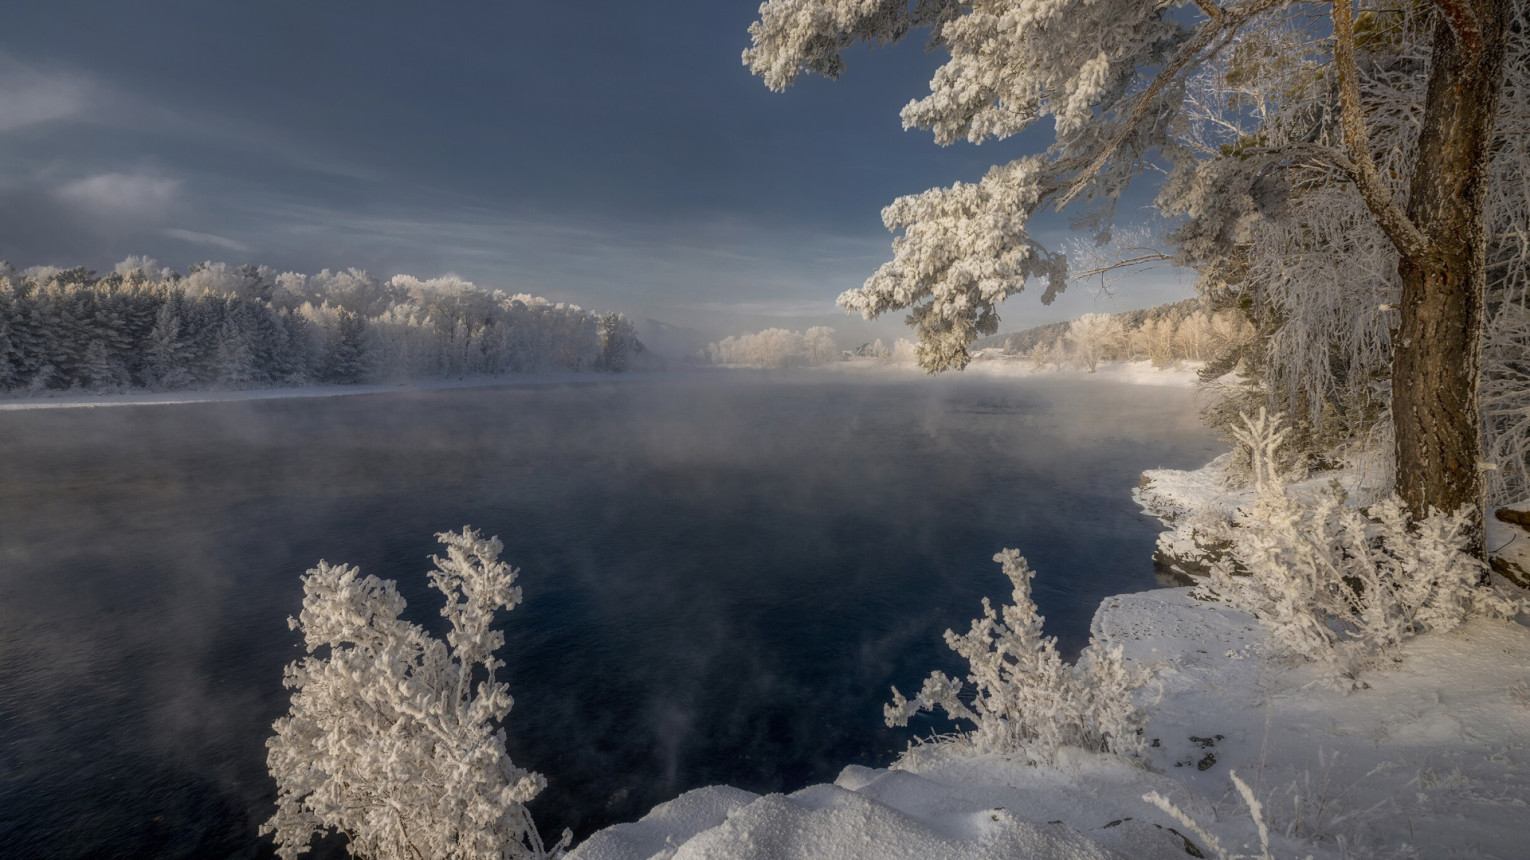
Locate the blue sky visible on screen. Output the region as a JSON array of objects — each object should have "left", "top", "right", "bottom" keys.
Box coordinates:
[{"left": 0, "top": 0, "right": 1192, "bottom": 343}]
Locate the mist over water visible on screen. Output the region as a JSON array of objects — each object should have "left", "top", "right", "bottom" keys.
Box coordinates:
[{"left": 0, "top": 371, "right": 1220, "bottom": 858}]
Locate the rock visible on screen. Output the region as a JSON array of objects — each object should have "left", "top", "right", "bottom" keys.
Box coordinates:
[
  {"left": 1495, "top": 506, "right": 1530, "bottom": 529},
  {"left": 1489, "top": 506, "right": 1530, "bottom": 589},
  {"left": 1491, "top": 557, "right": 1530, "bottom": 589}
]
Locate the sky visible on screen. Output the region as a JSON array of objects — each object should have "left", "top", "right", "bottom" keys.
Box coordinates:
[{"left": 0, "top": 0, "right": 1193, "bottom": 346}]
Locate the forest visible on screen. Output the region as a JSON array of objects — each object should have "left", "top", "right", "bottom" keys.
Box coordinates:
[{"left": 0, "top": 258, "right": 642, "bottom": 394}]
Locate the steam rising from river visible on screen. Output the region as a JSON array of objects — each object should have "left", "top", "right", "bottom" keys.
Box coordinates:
[{"left": 0, "top": 372, "right": 1217, "bottom": 857}]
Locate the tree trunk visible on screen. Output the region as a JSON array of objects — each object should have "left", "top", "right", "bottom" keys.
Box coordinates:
[{"left": 1392, "top": 1, "right": 1510, "bottom": 557}]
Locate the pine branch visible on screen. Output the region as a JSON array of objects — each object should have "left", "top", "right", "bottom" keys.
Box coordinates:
[{"left": 1058, "top": 0, "right": 1289, "bottom": 208}]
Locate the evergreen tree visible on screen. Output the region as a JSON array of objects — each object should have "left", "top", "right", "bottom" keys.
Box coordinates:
[
  {"left": 146, "top": 295, "right": 195, "bottom": 390},
  {"left": 329, "top": 310, "right": 370, "bottom": 384},
  {"left": 80, "top": 338, "right": 129, "bottom": 391},
  {"left": 0, "top": 307, "right": 19, "bottom": 391},
  {"left": 597, "top": 312, "right": 638, "bottom": 372},
  {"left": 213, "top": 320, "right": 258, "bottom": 388}
]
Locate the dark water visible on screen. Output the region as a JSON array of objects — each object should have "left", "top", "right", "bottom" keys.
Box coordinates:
[{"left": 0, "top": 371, "right": 1220, "bottom": 858}]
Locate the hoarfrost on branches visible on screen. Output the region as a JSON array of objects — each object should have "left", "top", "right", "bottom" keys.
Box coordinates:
[
  {"left": 746, "top": 0, "right": 1530, "bottom": 543},
  {"left": 701, "top": 326, "right": 839, "bottom": 367},
  {"left": 886, "top": 549, "right": 1148, "bottom": 761},
  {"left": 262, "top": 527, "right": 567, "bottom": 860},
  {"left": 1199, "top": 412, "right": 1526, "bottom": 681},
  {"left": 1065, "top": 313, "right": 1125, "bottom": 372}
]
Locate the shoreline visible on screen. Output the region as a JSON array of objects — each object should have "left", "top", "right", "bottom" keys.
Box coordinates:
[
  {"left": 0, "top": 370, "right": 654, "bottom": 412},
  {"left": 0, "top": 359, "right": 1200, "bottom": 412}
]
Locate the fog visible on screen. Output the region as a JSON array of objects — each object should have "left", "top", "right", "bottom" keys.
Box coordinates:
[{"left": 0, "top": 372, "right": 1219, "bottom": 857}]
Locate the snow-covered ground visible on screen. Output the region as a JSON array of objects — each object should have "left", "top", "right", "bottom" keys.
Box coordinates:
[
  {"left": 570, "top": 586, "right": 1530, "bottom": 860},
  {"left": 1135, "top": 441, "right": 1401, "bottom": 581},
  {"left": 963, "top": 356, "right": 1204, "bottom": 388},
  {"left": 823, "top": 355, "right": 1204, "bottom": 388}
]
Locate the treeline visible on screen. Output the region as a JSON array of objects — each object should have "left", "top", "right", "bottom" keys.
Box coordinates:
[
  {"left": 701, "top": 326, "right": 839, "bottom": 368},
  {"left": 0, "top": 258, "right": 642, "bottom": 394},
  {"left": 975, "top": 297, "right": 1255, "bottom": 372}
]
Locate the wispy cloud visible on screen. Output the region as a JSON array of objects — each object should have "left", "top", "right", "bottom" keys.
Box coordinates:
[
  {"left": 163, "top": 227, "right": 251, "bottom": 254},
  {"left": 0, "top": 55, "right": 92, "bottom": 133},
  {"left": 216, "top": 196, "right": 892, "bottom": 325},
  {"left": 56, "top": 172, "right": 180, "bottom": 223}
]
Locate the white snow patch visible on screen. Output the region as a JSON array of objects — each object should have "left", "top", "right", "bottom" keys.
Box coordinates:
[
  {"left": 572, "top": 588, "right": 1530, "bottom": 859},
  {"left": 816, "top": 358, "right": 1202, "bottom": 388}
]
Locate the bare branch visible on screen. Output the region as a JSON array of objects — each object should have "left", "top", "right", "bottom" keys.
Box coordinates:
[
  {"left": 1331, "top": 0, "right": 1433, "bottom": 262},
  {"left": 1190, "top": 0, "right": 1228, "bottom": 23},
  {"left": 1070, "top": 252, "right": 1177, "bottom": 282}
]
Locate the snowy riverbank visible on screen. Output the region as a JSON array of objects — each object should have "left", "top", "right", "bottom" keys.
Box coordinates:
[
  {"left": 811, "top": 356, "right": 1205, "bottom": 387},
  {"left": 570, "top": 585, "right": 1530, "bottom": 860},
  {"left": 569, "top": 423, "right": 1530, "bottom": 859}
]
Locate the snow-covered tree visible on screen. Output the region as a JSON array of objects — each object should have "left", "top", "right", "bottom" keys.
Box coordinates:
[
  {"left": 0, "top": 259, "right": 638, "bottom": 394},
  {"left": 213, "top": 320, "right": 258, "bottom": 388},
  {"left": 328, "top": 309, "right": 371, "bottom": 384},
  {"left": 595, "top": 312, "right": 639, "bottom": 372},
  {"left": 80, "top": 338, "right": 128, "bottom": 391},
  {"left": 0, "top": 284, "right": 22, "bottom": 391},
  {"left": 263, "top": 527, "right": 566, "bottom": 860},
  {"left": 144, "top": 297, "right": 196, "bottom": 390},
  {"left": 1065, "top": 313, "right": 1124, "bottom": 372},
  {"left": 746, "top": 0, "right": 1527, "bottom": 551}
]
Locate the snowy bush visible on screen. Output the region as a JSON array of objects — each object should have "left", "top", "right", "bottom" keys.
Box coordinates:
[
  {"left": 885, "top": 549, "right": 1147, "bottom": 761},
  {"left": 1203, "top": 412, "right": 1525, "bottom": 680},
  {"left": 262, "top": 527, "right": 567, "bottom": 860}
]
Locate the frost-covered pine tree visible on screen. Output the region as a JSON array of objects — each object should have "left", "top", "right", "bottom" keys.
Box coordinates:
[
  {"left": 213, "top": 320, "right": 258, "bottom": 389},
  {"left": 0, "top": 291, "right": 21, "bottom": 391},
  {"left": 80, "top": 338, "right": 129, "bottom": 391},
  {"left": 745, "top": 0, "right": 1525, "bottom": 552},
  {"left": 263, "top": 527, "right": 567, "bottom": 860},
  {"left": 328, "top": 309, "right": 370, "bottom": 384}
]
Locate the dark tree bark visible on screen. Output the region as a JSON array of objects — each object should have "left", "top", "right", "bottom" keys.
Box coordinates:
[{"left": 1390, "top": 0, "right": 1511, "bottom": 556}]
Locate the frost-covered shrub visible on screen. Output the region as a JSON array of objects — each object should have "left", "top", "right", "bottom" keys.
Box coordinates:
[
  {"left": 885, "top": 549, "right": 1147, "bottom": 761},
  {"left": 263, "top": 527, "right": 567, "bottom": 860},
  {"left": 1203, "top": 413, "right": 1525, "bottom": 680}
]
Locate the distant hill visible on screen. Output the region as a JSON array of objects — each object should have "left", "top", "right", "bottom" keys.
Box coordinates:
[{"left": 634, "top": 318, "right": 714, "bottom": 359}]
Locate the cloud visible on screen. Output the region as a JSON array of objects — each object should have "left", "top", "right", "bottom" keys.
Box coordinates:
[
  {"left": 216, "top": 199, "right": 893, "bottom": 331},
  {"left": 55, "top": 172, "right": 180, "bottom": 223},
  {"left": 163, "top": 228, "right": 251, "bottom": 253},
  {"left": 0, "top": 55, "right": 92, "bottom": 133}
]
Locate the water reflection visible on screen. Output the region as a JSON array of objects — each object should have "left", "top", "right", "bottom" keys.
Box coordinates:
[{"left": 0, "top": 372, "right": 1219, "bottom": 858}]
